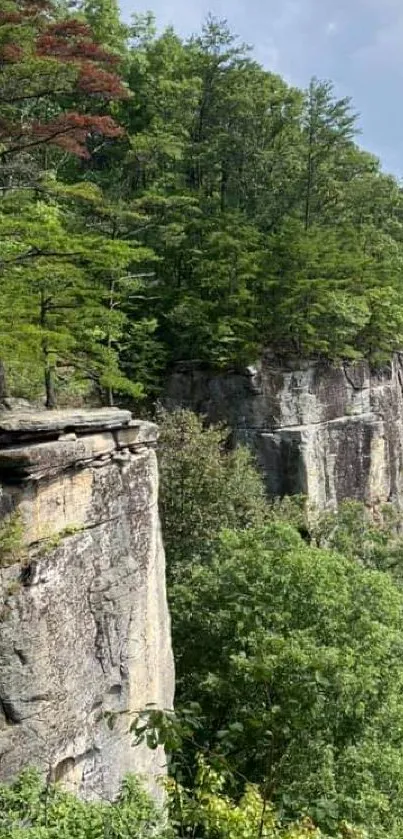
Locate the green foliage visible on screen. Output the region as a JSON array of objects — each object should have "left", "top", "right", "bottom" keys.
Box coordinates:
[
  {"left": 0, "top": 770, "right": 167, "bottom": 839},
  {"left": 169, "top": 523, "right": 403, "bottom": 836},
  {"left": 36, "top": 523, "right": 84, "bottom": 556},
  {"left": 80, "top": 0, "right": 129, "bottom": 54},
  {"left": 0, "top": 180, "right": 154, "bottom": 404},
  {"left": 156, "top": 412, "right": 403, "bottom": 837},
  {"left": 167, "top": 757, "right": 366, "bottom": 839},
  {"left": 106, "top": 20, "right": 403, "bottom": 373},
  {"left": 158, "top": 409, "right": 267, "bottom": 576},
  {"left": 0, "top": 512, "right": 24, "bottom": 567},
  {"left": 260, "top": 221, "right": 403, "bottom": 360},
  {"left": 311, "top": 500, "right": 403, "bottom": 575},
  {"left": 3, "top": 6, "right": 403, "bottom": 402},
  {"left": 0, "top": 767, "right": 366, "bottom": 839}
]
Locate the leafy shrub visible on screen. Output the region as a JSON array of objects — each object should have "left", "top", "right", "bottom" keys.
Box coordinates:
[
  {"left": 167, "top": 757, "right": 367, "bottom": 839},
  {"left": 170, "top": 523, "right": 403, "bottom": 836},
  {"left": 0, "top": 770, "right": 167, "bottom": 839},
  {"left": 158, "top": 409, "right": 267, "bottom": 577},
  {"left": 311, "top": 500, "right": 403, "bottom": 576}
]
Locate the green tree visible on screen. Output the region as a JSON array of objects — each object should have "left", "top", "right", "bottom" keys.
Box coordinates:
[
  {"left": 0, "top": 184, "right": 152, "bottom": 405},
  {"left": 0, "top": 0, "right": 134, "bottom": 403},
  {"left": 167, "top": 757, "right": 360, "bottom": 839},
  {"left": 170, "top": 523, "right": 403, "bottom": 837},
  {"left": 258, "top": 219, "right": 403, "bottom": 362},
  {"left": 80, "top": 0, "right": 129, "bottom": 54},
  {"left": 4, "top": 7, "right": 403, "bottom": 398},
  {"left": 300, "top": 79, "right": 357, "bottom": 230},
  {"left": 311, "top": 500, "right": 403, "bottom": 578},
  {"left": 158, "top": 409, "right": 266, "bottom": 577}
]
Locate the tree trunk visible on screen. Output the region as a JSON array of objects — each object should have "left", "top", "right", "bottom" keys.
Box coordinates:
[
  {"left": 0, "top": 361, "right": 8, "bottom": 404},
  {"left": 40, "top": 290, "right": 57, "bottom": 409},
  {"left": 44, "top": 363, "right": 57, "bottom": 409}
]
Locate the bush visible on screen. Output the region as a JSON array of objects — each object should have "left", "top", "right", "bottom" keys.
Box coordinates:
[
  {"left": 168, "top": 757, "right": 369, "bottom": 839},
  {"left": 170, "top": 523, "right": 403, "bottom": 837},
  {"left": 158, "top": 409, "right": 267, "bottom": 578},
  {"left": 0, "top": 770, "right": 167, "bottom": 839}
]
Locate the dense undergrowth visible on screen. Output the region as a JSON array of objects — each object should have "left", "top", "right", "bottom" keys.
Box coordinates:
[
  {"left": 156, "top": 411, "right": 403, "bottom": 839},
  {"left": 0, "top": 766, "right": 364, "bottom": 839}
]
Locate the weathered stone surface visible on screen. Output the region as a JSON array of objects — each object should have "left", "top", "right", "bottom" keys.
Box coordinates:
[
  {"left": 0, "top": 433, "right": 117, "bottom": 479},
  {"left": 0, "top": 411, "right": 174, "bottom": 801},
  {"left": 116, "top": 421, "right": 158, "bottom": 450},
  {"left": 0, "top": 408, "right": 132, "bottom": 444},
  {"left": 165, "top": 354, "right": 403, "bottom": 510}
]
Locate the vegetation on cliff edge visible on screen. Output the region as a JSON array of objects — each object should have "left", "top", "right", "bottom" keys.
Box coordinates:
[{"left": 2, "top": 1, "right": 403, "bottom": 406}]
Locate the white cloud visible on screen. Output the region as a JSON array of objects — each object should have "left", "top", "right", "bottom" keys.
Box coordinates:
[{"left": 325, "top": 21, "right": 338, "bottom": 35}]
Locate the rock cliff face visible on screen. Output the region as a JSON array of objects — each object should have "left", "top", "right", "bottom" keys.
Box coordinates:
[
  {"left": 165, "top": 355, "right": 403, "bottom": 510},
  {"left": 0, "top": 409, "right": 174, "bottom": 800}
]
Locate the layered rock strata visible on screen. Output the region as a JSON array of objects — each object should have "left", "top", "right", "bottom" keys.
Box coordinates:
[
  {"left": 0, "top": 409, "right": 174, "bottom": 800},
  {"left": 165, "top": 355, "right": 403, "bottom": 510}
]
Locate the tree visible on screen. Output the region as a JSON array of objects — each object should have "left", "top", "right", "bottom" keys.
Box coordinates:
[
  {"left": 300, "top": 79, "right": 357, "bottom": 231},
  {"left": 0, "top": 1, "right": 127, "bottom": 168},
  {"left": 311, "top": 499, "right": 403, "bottom": 578},
  {"left": 170, "top": 523, "right": 403, "bottom": 837},
  {"left": 80, "top": 0, "right": 129, "bottom": 54},
  {"left": 0, "top": 0, "right": 139, "bottom": 403},
  {"left": 158, "top": 409, "right": 267, "bottom": 577},
  {"left": 167, "top": 758, "right": 359, "bottom": 839},
  {"left": 0, "top": 182, "right": 154, "bottom": 405},
  {"left": 4, "top": 7, "right": 403, "bottom": 399},
  {"left": 156, "top": 413, "right": 403, "bottom": 836}
]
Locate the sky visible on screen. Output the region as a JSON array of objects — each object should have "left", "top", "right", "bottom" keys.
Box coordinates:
[{"left": 119, "top": 0, "right": 403, "bottom": 179}]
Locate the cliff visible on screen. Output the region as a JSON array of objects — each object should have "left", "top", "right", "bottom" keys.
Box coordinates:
[
  {"left": 0, "top": 409, "right": 174, "bottom": 800},
  {"left": 165, "top": 354, "right": 403, "bottom": 510}
]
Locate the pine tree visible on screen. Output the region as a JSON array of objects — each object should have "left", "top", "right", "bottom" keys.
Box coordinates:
[
  {"left": 80, "top": 0, "right": 129, "bottom": 54},
  {"left": 301, "top": 78, "right": 357, "bottom": 230}
]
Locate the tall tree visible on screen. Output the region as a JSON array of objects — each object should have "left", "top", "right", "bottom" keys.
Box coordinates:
[
  {"left": 80, "top": 0, "right": 129, "bottom": 54},
  {"left": 301, "top": 78, "right": 357, "bottom": 230},
  {"left": 0, "top": 0, "right": 127, "bottom": 170},
  {"left": 0, "top": 0, "right": 137, "bottom": 404}
]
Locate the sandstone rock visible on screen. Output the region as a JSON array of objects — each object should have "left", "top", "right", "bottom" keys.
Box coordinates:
[
  {"left": 0, "top": 410, "right": 174, "bottom": 802},
  {"left": 165, "top": 354, "right": 403, "bottom": 510},
  {"left": 0, "top": 408, "right": 132, "bottom": 445},
  {"left": 0, "top": 433, "right": 117, "bottom": 479},
  {"left": 116, "top": 421, "right": 158, "bottom": 450},
  {"left": 1, "top": 398, "right": 38, "bottom": 413}
]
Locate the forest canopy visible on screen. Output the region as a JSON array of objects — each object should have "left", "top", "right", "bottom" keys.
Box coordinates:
[
  {"left": 1, "top": 0, "right": 403, "bottom": 407},
  {"left": 4, "top": 7, "right": 403, "bottom": 838}
]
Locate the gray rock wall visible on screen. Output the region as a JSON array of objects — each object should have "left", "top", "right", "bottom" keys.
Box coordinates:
[
  {"left": 0, "top": 409, "right": 174, "bottom": 801},
  {"left": 165, "top": 355, "right": 403, "bottom": 510}
]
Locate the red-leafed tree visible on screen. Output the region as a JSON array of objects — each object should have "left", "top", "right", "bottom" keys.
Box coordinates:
[{"left": 0, "top": 0, "right": 128, "bottom": 164}]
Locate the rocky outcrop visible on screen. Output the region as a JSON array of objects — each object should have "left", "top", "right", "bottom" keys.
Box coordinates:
[
  {"left": 165, "top": 355, "right": 403, "bottom": 510},
  {"left": 0, "top": 409, "right": 174, "bottom": 800}
]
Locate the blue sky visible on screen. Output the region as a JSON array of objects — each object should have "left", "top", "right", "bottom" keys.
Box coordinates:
[{"left": 119, "top": 0, "right": 403, "bottom": 179}]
